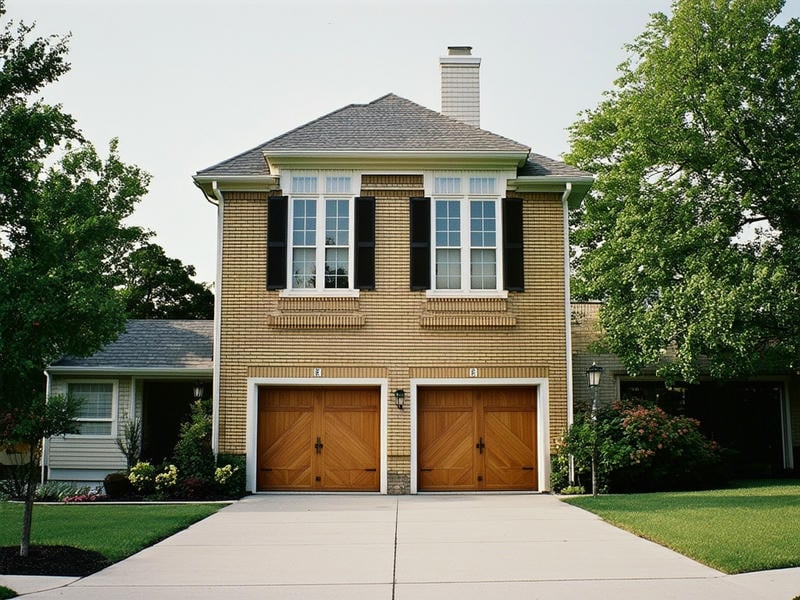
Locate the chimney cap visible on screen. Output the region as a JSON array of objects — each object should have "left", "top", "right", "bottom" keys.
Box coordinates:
[{"left": 447, "top": 46, "right": 473, "bottom": 56}]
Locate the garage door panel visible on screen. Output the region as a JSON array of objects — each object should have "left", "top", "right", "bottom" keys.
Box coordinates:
[
  {"left": 257, "top": 387, "right": 379, "bottom": 492},
  {"left": 418, "top": 387, "right": 537, "bottom": 492}
]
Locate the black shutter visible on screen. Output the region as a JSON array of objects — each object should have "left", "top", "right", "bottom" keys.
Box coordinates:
[
  {"left": 409, "top": 197, "right": 431, "bottom": 290},
  {"left": 266, "top": 196, "right": 288, "bottom": 290},
  {"left": 354, "top": 196, "right": 376, "bottom": 290},
  {"left": 503, "top": 197, "right": 524, "bottom": 291}
]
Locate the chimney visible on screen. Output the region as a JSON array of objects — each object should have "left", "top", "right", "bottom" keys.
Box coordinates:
[{"left": 440, "top": 46, "right": 481, "bottom": 127}]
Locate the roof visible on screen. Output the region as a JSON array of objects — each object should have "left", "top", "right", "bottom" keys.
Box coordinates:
[
  {"left": 519, "top": 153, "right": 593, "bottom": 178},
  {"left": 196, "top": 93, "right": 535, "bottom": 178},
  {"left": 48, "top": 320, "right": 213, "bottom": 372}
]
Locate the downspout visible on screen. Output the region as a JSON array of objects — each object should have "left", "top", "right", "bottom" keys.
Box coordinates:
[
  {"left": 210, "top": 181, "right": 224, "bottom": 455},
  {"left": 41, "top": 370, "right": 51, "bottom": 484},
  {"left": 561, "top": 182, "right": 575, "bottom": 485}
]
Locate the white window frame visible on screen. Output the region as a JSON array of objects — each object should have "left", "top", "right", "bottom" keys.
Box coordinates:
[
  {"left": 425, "top": 172, "right": 508, "bottom": 297},
  {"left": 283, "top": 170, "right": 361, "bottom": 297},
  {"left": 65, "top": 379, "right": 118, "bottom": 438}
]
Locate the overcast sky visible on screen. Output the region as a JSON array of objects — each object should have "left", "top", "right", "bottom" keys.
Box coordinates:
[{"left": 7, "top": 0, "right": 799, "bottom": 284}]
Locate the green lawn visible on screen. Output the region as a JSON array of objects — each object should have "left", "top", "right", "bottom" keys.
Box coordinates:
[
  {"left": 0, "top": 502, "right": 222, "bottom": 562},
  {"left": 564, "top": 480, "right": 800, "bottom": 574}
]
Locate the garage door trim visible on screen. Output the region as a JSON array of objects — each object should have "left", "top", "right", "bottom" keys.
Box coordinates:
[
  {"left": 245, "top": 378, "right": 389, "bottom": 494},
  {"left": 410, "top": 378, "right": 549, "bottom": 493}
]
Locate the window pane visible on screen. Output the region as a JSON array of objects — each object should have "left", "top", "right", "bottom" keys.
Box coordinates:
[
  {"left": 469, "top": 177, "right": 496, "bottom": 195},
  {"left": 434, "top": 177, "right": 461, "bottom": 194},
  {"left": 69, "top": 383, "right": 113, "bottom": 420},
  {"left": 471, "top": 249, "right": 497, "bottom": 289},
  {"left": 435, "top": 200, "right": 460, "bottom": 247},
  {"left": 77, "top": 421, "right": 112, "bottom": 436},
  {"left": 325, "top": 199, "right": 349, "bottom": 247},
  {"left": 324, "top": 248, "right": 349, "bottom": 288},
  {"left": 292, "top": 199, "right": 316, "bottom": 246},
  {"left": 436, "top": 248, "right": 461, "bottom": 289},
  {"left": 470, "top": 200, "right": 496, "bottom": 247},
  {"left": 292, "top": 176, "right": 317, "bottom": 194},
  {"left": 292, "top": 248, "right": 316, "bottom": 288},
  {"left": 325, "top": 176, "right": 351, "bottom": 194}
]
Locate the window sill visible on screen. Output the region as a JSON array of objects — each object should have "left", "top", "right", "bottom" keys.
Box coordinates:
[
  {"left": 279, "top": 289, "right": 361, "bottom": 298},
  {"left": 270, "top": 294, "right": 365, "bottom": 329},
  {"left": 425, "top": 290, "right": 508, "bottom": 299},
  {"left": 420, "top": 295, "right": 516, "bottom": 328}
]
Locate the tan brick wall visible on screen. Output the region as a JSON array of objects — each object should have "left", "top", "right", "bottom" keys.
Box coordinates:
[{"left": 217, "top": 179, "right": 569, "bottom": 488}]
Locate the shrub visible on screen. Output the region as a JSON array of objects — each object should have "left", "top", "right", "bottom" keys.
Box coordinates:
[
  {"left": 104, "top": 471, "right": 132, "bottom": 498},
  {"left": 180, "top": 476, "right": 213, "bottom": 500},
  {"left": 116, "top": 418, "right": 142, "bottom": 471},
  {"left": 557, "top": 400, "right": 723, "bottom": 493},
  {"left": 35, "top": 481, "right": 91, "bottom": 502},
  {"left": 155, "top": 464, "right": 179, "bottom": 493},
  {"left": 215, "top": 453, "right": 246, "bottom": 498},
  {"left": 173, "top": 400, "right": 215, "bottom": 482},
  {"left": 128, "top": 461, "right": 157, "bottom": 495}
]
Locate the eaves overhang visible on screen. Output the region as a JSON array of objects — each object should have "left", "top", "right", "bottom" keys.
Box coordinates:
[
  {"left": 45, "top": 366, "right": 213, "bottom": 378},
  {"left": 508, "top": 175, "right": 595, "bottom": 209},
  {"left": 193, "top": 175, "right": 280, "bottom": 197},
  {"left": 264, "top": 150, "right": 530, "bottom": 172}
]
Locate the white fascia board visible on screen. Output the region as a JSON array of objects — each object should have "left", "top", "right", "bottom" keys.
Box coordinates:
[
  {"left": 45, "top": 366, "right": 213, "bottom": 378},
  {"left": 265, "top": 150, "right": 529, "bottom": 172},
  {"left": 508, "top": 175, "right": 594, "bottom": 209},
  {"left": 193, "top": 175, "right": 280, "bottom": 197}
]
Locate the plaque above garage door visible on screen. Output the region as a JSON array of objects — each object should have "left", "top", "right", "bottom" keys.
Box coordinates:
[
  {"left": 417, "top": 387, "right": 537, "bottom": 491},
  {"left": 257, "top": 387, "right": 380, "bottom": 491}
]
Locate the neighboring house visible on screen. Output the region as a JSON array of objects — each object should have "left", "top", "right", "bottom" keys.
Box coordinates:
[
  {"left": 192, "top": 47, "right": 593, "bottom": 494},
  {"left": 43, "top": 320, "right": 213, "bottom": 483},
  {"left": 571, "top": 302, "right": 799, "bottom": 476}
]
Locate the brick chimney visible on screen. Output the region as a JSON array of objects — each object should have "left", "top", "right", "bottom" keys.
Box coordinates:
[{"left": 440, "top": 46, "right": 481, "bottom": 127}]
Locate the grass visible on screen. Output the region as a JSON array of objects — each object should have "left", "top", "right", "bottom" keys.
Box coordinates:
[
  {"left": 0, "top": 502, "right": 222, "bottom": 562},
  {"left": 564, "top": 479, "right": 800, "bottom": 574},
  {"left": 0, "top": 586, "right": 15, "bottom": 600}
]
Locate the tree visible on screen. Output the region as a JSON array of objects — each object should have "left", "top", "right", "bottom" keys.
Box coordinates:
[
  {"left": 566, "top": 0, "right": 800, "bottom": 382},
  {"left": 117, "top": 242, "right": 214, "bottom": 319},
  {"left": 0, "top": 2, "right": 149, "bottom": 556},
  {"left": 0, "top": 394, "right": 81, "bottom": 557}
]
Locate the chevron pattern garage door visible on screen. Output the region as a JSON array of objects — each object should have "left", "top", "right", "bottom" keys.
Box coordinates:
[
  {"left": 418, "top": 387, "right": 537, "bottom": 491},
  {"left": 257, "top": 387, "right": 380, "bottom": 491}
]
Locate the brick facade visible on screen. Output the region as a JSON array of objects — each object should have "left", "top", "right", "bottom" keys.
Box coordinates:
[{"left": 217, "top": 177, "right": 570, "bottom": 492}]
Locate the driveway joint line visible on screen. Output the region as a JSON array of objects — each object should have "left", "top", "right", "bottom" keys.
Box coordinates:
[{"left": 392, "top": 497, "right": 399, "bottom": 600}]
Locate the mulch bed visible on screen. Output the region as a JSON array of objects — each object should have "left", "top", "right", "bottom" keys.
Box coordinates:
[{"left": 0, "top": 545, "right": 110, "bottom": 577}]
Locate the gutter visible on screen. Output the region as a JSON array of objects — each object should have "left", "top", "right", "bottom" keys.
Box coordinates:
[
  {"left": 211, "top": 181, "right": 225, "bottom": 455},
  {"left": 561, "top": 182, "right": 576, "bottom": 484}
]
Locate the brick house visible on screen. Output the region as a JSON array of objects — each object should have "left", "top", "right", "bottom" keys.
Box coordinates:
[{"left": 192, "top": 47, "right": 593, "bottom": 494}]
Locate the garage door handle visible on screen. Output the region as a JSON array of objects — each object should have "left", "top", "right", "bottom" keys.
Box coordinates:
[
  {"left": 364, "top": 468, "right": 377, "bottom": 472},
  {"left": 315, "top": 437, "right": 324, "bottom": 454},
  {"left": 260, "top": 468, "right": 273, "bottom": 472},
  {"left": 476, "top": 437, "right": 485, "bottom": 454},
  {"left": 522, "top": 466, "right": 534, "bottom": 471},
  {"left": 420, "top": 468, "right": 433, "bottom": 472}
]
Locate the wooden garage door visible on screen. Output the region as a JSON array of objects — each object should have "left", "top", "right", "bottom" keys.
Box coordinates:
[
  {"left": 418, "top": 387, "right": 537, "bottom": 491},
  {"left": 257, "top": 387, "right": 379, "bottom": 491}
]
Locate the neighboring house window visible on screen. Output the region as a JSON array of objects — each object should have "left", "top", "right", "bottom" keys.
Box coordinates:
[
  {"left": 68, "top": 382, "right": 115, "bottom": 436},
  {"left": 410, "top": 176, "right": 523, "bottom": 292},
  {"left": 267, "top": 172, "right": 375, "bottom": 291}
]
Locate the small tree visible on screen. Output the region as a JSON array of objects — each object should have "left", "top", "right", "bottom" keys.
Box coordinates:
[
  {"left": 0, "top": 393, "right": 82, "bottom": 557},
  {"left": 173, "top": 400, "right": 214, "bottom": 481},
  {"left": 116, "top": 417, "right": 142, "bottom": 471}
]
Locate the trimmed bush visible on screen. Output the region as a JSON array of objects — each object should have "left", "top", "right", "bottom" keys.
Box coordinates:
[
  {"left": 104, "top": 472, "right": 132, "bottom": 498},
  {"left": 173, "top": 400, "right": 215, "bottom": 482}
]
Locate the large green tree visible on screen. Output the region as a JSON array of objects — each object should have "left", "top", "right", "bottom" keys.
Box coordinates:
[
  {"left": 118, "top": 242, "right": 214, "bottom": 319},
  {"left": 567, "top": 0, "right": 800, "bottom": 382},
  {"left": 0, "top": 2, "right": 149, "bottom": 556}
]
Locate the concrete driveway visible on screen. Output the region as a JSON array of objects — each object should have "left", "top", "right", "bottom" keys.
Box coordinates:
[{"left": 6, "top": 494, "right": 800, "bottom": 599}]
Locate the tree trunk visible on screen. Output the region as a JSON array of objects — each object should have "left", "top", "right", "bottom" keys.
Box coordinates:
[{"left": 19, "top": 444, "right": 37, "bottom": 558}]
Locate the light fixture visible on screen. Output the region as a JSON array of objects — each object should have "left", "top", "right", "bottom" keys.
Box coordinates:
[
  {"left": 586, "top": 362, "right": 603, "bottom": 388},
  {"left": 393, "top": 389, "right": 405, "bottom": 410},
  {"left": 193, "top": 382, "right": 204, "bottom": 401}
]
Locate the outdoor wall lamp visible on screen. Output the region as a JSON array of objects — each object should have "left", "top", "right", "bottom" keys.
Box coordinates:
[
  {"left": 586, "top": 362, "right": 603, "bottom": 389},
  {"left": 393, "top": 389, "right": 406, "bottom": 410},
  {"left": 193, "top": 382, "right": 204, "bottom": 401}
]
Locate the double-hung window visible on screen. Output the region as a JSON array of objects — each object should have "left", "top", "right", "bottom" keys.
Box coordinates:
[
  {"left": 289, "top": 174, "right": 354, "bottom": 291},
  {"left": 433, "top": 175, "right": 500, "bottom": 292},
  {"left": 68, "top": 382, "right": 115, "bottom": 436}
]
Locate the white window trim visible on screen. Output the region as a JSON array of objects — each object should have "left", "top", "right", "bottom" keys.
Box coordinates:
[
  {"left": 425, "top": 171, "right": 511, "bottom": 296},
  {"left": 64, "top": 379, "right": 119, "bottom": 439},
  {"left": 284, "top": 170, "right": 361, "bottom": 295}
]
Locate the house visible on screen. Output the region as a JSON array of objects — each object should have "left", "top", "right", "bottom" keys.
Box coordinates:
[
  {"left": 43, "top": 320, "right": 213, "bottom": 483},
  {"left": 191, "top": 47, "right": 593, "bottom": 494},
  {"left": 571, "top": 302, "right": 799, "bottom": 476}
]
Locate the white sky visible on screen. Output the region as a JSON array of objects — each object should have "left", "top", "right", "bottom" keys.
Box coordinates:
[{"left": 6, "top": 0, "right": 798, "bottom": 283}]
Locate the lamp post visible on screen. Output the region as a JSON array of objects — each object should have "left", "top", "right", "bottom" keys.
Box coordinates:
[{"left": 586, "top": 362, "right": 603, "bottom": 497}]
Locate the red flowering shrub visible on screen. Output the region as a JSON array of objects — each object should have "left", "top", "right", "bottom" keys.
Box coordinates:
[{"left": 553, "top": 400, "right": 723, "bottom": 493}]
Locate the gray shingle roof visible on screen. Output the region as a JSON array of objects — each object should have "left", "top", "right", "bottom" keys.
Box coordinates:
[
  {"left": 50, "top": 320, "right": 213, "bottom": 371},
  {"left": 519, "top": 153, "right": 594, "bottom": 178},
  {"left": 196, "top": 93, "right": 532, "bottom": 178}
]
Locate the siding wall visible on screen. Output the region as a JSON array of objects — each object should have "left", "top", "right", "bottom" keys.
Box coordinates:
[
  {"left": 48, "top": 376, "right": 129, "bottom": 475},
  {"left": 218, "top": 176, "right": 570, "bottom": 492}
]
